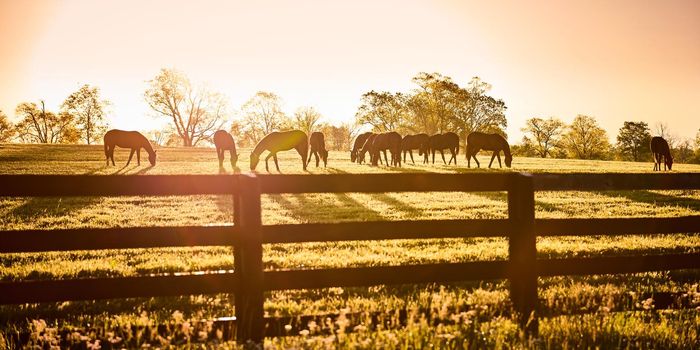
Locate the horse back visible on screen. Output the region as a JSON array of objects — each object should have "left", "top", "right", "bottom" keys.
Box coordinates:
[
  {"left": 309, "top": 132, "right": 326, "bottom": 151},
  {"left": 104, "top": 129, "right": 149, "bottom": 148},
  {"left": 650, "top": 136, "right": 670, "bottom": 155},
  {"left": 213, "top": 130, "right": 236, "bottom": 150},
  {"left": 468, "top": 132, "right": 507, "bottom": 151},
  {"left": 260, "top": 130, "right": 308, "bottom": 152}
]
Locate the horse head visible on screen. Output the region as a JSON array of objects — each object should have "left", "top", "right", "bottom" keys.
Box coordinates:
[
  {"left": 250, "top": 152, "right": 260, "bottom": 171},
  {"left": 665, "top": 155, "right": 673, "bottom": 170},
  {"left": 232, "top": 153, "right": 240, "bottom": 168},
  {"left": 321, "top": 149, "right": 329, "bottom": 166},
  {"left": 350, "top": 150, "right": 357, "bottom": 163},
  {"left": 149, "top": 150, "right": 157, "bottom": 166},
  {"left": 505, "top": 154, "right": 512, "bottom": 168}
]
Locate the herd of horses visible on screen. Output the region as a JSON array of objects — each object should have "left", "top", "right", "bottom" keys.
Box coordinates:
[{"left": 101, "top": 129, "right": 674, "bottom": 172}]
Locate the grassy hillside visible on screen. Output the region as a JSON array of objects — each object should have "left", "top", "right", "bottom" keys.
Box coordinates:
[{"left": 0, "top": 144, "right": 699, "bottom": 348}]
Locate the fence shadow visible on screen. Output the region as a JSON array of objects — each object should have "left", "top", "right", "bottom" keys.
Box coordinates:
[
  {"left": 269, "top": 192, "right": 385, "bottom": 223},
  {"left": 595, "top": 190, "right": 700, "bottom": 213}
]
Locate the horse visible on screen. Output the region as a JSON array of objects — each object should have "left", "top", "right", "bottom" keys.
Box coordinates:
[
  {"left": 650, "top": 136, "right": 673, "bottom": 171},
  {"left": 371, "top": 132, "right": 402, "bottom": 167},
  {"left": 250, "top": 130, "right": 309, "bottom": 172},
  {"left": 351, "top": 132, "right": 372, "bottom": 162},
  {"left": 358, "top": 133, "right": 378, "bottom": 165},
  {"left": 103, "top": 129, "right": 157, "bottom": 166},
  {"left": 307, "top": 131, "right": 328, "bottom": 167},
  {"left": 466, "top": 132, "right": 512, "bottom": 168},
  {"left": 213, "top": 130, "right": 239, "bottom": 168},
  {"left": 401, "top": 134, "right": 430, "bottom": 164},
  {"left": 428, "top": 132, "right": 459, "bottom": 165}
]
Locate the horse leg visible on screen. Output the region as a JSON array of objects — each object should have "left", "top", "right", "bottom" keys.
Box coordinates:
[
  {"left": 383, "top": 150, "right": 389, "bottom": 167},
  {"left": 488, "top": 152, "right": 497, "bottom": 168},
  {"left": 403, "top": 150, "right": 406, "bottom": 163},
  {"left": 126, "top": 149, "right": 135, "bottom": 166},
  {"left": 467, "top": 150, "right": 471, "bottom": 168},
  {"left": 432, "top": 150, "right": 436, "bottom": 164},
  {"left": 497, "top": 153, "right": 502, "bottom": 168},
  {"left": 136, "top": 148, "right": 141, "bottom": 166},
  {"left": 217, "top": 147, "right": 224, "bottom": 166},
  {"left": 273, "top": 153, "right": 281, "bottom": 172},
  {"left": 440, "top": 150, "right": 447, "bottom": 164},
  {"left": 409, "top": 150, "right": 415, "bottom": 164},
  {"left": 448, "top": 149, "right": 456, "bottom": 165},
  {"left": 473, "top": 154, "right": 481, "bottom": 168},
  {"left": 315, "top": 151, "right": 320, "bottom": 167},
  {"left": 265, "top": 153, "right": 274, "bottom": 172}
]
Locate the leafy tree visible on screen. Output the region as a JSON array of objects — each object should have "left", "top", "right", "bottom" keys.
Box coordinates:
[
  {"left": 562, "top": 115, "right": 611, "bottom": 159},
  {"left": 355, "top": 91, "right": 406, "bottom": 132},
  {"left": 145, "top": 68, "right": 227, "bottom": 147},
  {"left": 452, "top": 77, "right": 507, "bottom": 138},
  {"left": 673, "top": 139, "right": 695, "bottom": 164},
  {"left": 14, "top": 101, "right": 79, "bottom": 144},
  {"left": 239, "top": 91, "right": 286, "bottom": 144},
  {"left": 61, "top": 84, "right": 110, "bottom": 144},
  {"left": 521, "top": 117, "right": 565, "bottom": 158},
  {"left": 287, "top": 106, "right": 322, "bottom": 136},
  {"left": 615, "top": 121, "right": 651, "bottom": 161},
  {"left": 319, "top": 122, "right": 359, "bottom": 151},
  {"left": 0, "top": 110, "right": 14, "bottom": 142}
]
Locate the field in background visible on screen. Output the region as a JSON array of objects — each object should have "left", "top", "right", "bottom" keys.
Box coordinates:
[{"left": 0, "top": 144, "right": 699, "bottom": 348}]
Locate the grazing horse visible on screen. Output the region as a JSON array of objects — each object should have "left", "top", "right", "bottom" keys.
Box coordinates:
[
  {"left": 371, "top": 132, "right": 402, "bottom": 167},
  {"left": 358, "top": 133, "right": 379, "bottom": 165},
  {"left": 250, "top": 130, "right": 309, "bottom": 172},
  {"left": 650, "top": 136, "right": 673, "bottom": 171},
  {"left": 213, "top": 130, "right": 239, "bottom": 168},
  {"left": 429, "top": 132, "right": 459, "bottom": 165},
  {"left": 351, "top": 132, "right": 372, "bottom": 162},
  {"left": 401, "top": 133, "right": 430, "bottom": 164},
  {"left": 103, "top": 129, "right": 156, "bottom": 166},
  {"left": 466, "top": 132, "right": 512, "bottom": 168},
  {"left": 307, "top": 131, "right": 328, "bottom": 167}
]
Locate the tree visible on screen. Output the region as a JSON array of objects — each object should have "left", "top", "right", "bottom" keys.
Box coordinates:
[
  {"left": 654, "top": 122, "right": 677, "bottom": 148},
  {"left": 61, "top": 84, "right": 110, "bottom": 144},
  {"left": 288, "top": 106, "right": 322, "bottom": 135},
  {"left": 144, "top": 68, "right": 227, "bottom": 147},
  {"left": 0, "top": 110, "right": 14, "bottom": 142},
  {"left": 319, "top": 122, "right": 360, "bottom": 151},
  {"left": 239, "top": 91, "right": 286, "bottom": 144},
  {"left": 14, "top": 101, "right": 79, "bottom": 144},
  {"left": 355, "top": 91, "right": 406, "bottom": 132},
  {"left": 521, "top": 117, "right": 565, "bottom": 158},
  {"left": 452, "top": 77, "right": 507, "bottom": 138},
  {"left": 673, "top": 139, "right": 695, "bottom": 164},
  {"left": 616, "top": 121, "right": 651, "bottom": 161},
  {"left": 562, "top": 115, "right": 611, "bottom": 159}
]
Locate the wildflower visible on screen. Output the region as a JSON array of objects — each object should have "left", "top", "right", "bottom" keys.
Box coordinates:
[
  {"left": 299, "top": 329, "right": 310, "bottom": 336},
  {"left": 284, "top": 324, "right": 292, "bottom": 332}
]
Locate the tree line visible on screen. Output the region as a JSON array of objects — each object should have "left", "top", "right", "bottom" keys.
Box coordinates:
[{"left": 1, "top": 68, "right": 699, "bottom": 164}]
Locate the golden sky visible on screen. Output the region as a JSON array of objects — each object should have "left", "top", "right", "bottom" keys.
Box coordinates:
[{"left": 1, "top": 0, "right": 699, "bottom": 142}]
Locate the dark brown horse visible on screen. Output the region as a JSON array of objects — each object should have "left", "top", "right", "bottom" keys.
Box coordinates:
[
  {"left": 466, "top": 132, "right": 512, "bottom": 168},
  {"left": 371, "top": 132, "right": 402, "bottom": 167},
  {"left": 650, "top": 136, "right": 673, "bottom": 171},
  {"left": 250, "top": 130, "right": 308, "bottom": 172},
  {"left": 429, "top": 132, "right": 459, "bottom": 165},
  {"left": 213, "top": 130, "right": 239, "bottom": 168},
  {"left": 401, "top": 133, "right": 429, "bottom": 164},
  {"left": 307, "top": 131, "right": 328, "bottom": 167},
  {"left": 358, "top": 133, "right": 378, "bottom": 165},
  {"left": 351, "top": 132, "right": 372, "bottom": 163},
  {"left": 103, "top": 129, "right": 156, "bottom": 166}
]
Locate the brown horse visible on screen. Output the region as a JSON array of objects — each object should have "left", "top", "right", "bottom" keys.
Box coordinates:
[
  {"left": 213, "top": 130, "right": 239, "bottom": 168},
  {"left": 650, "top": 136, "right": 673, "bottom": 171},
  {"left": 402, "top": 133, "right": 429, "bottom": 164},
  {"left": 307, "top": 131, "right": 328, "bottom": 167},
  {"left": 103, "top": 129, "right": 157, "bottom": 166},
  {"left": 466, "top": 132, "right": 512, "bottom": 168},
  {"left": 429, "top": 132, "right": 459, "bottom": 165},
  {"left": 250, "top": 130, "right": 308, "bottom": 172},
  {"left": 351, "top": 132, "right": 372, "bottom": 163},
  {"left": 358, "top": 133, "right": 378, "bottom": 165},
  {"left": 371, "top": 132, "right": 402, "bottom": 167}
]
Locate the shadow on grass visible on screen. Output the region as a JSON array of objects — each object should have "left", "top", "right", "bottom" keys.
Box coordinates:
[
  {"left": 269, "top": 192, "right": 385, "bottom": 222},
  {"left": 595, "top": 190, "right": 700, "bottom": 212},
  {"left": 5, "top": 197, "right": 103, "bottom": 227}
]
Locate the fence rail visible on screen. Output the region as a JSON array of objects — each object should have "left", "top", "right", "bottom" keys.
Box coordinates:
[{"left": 1, "top": 172, "right": 699, "bottom": 342}]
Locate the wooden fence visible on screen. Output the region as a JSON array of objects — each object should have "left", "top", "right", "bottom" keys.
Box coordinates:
[{"left": 1, "top": 172, "right": 700, "bottom": 342}]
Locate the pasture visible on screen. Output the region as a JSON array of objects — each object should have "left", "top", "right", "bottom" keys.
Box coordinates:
[{"left": 1, "top": 144, "right": 699, "bottom": 348}]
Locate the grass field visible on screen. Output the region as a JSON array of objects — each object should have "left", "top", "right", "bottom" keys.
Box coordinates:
[{"left": 0, "top": 144, "right": 699, "bottom": 348}]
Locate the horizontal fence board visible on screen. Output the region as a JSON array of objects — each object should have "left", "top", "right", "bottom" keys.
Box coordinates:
[
  {"left": 0, "top": 272, "right": 237, "bottom": 304},
  {"left": 257, "top": 173, "right": 513, "bottom": 193},
  {"left": 0, "top": 226, "right": 238, "bottom": 253},
  {"left": 537, "top": 253, "right": 700, "bottom": 277},
  {"left": 263, "top": 261, "right": 509, "bottom": 290},
  {"left": 0, "top": 175, "right": 239, "bottom": 196},
  {"left": 262, "top": 220, "right": 510, "bottom": 243},
  {"left": 534, "top": 173, "right": 700, "bottom": 191},
  {"left": 535, "top": 216, "right": 700, "bottom": 236}
]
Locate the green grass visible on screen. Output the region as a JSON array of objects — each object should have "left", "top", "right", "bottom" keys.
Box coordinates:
[{"left": 0, "top": 144, "right": 699, "bottom": 348}]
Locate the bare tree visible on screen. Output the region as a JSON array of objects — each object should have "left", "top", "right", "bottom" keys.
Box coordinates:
[
  {"left": 654, "top": 122, "right": 677, "bottom": 148},
  {"left": 61, "top": 84, "right": 110, "bottom": 144},
  {"left": 0, "top": 110, "right": 14, "bottom": 142},
  {"left": 144, "top": 68, "right": 227, "bottom": 147},
  {"left": 239, "top": 91, "right": 286, "bottom": 143},
  {"left": 521, "top": 117, "right": 566, "bottom": 158},
  {"left": 14, "top": 101, "right": 79, "bottom": 144}
]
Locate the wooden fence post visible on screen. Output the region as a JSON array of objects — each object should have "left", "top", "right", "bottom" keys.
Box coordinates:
[
  {"left": 234, "top": 174, "right": 264, "bottom": 343},
  {"left": 508, "top": 173, "right": 538, "bottom": 336}
]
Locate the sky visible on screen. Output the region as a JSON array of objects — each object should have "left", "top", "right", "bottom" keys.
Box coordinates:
[{"left": 1, "top": 0, "right": 699, "bottom": 143}]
